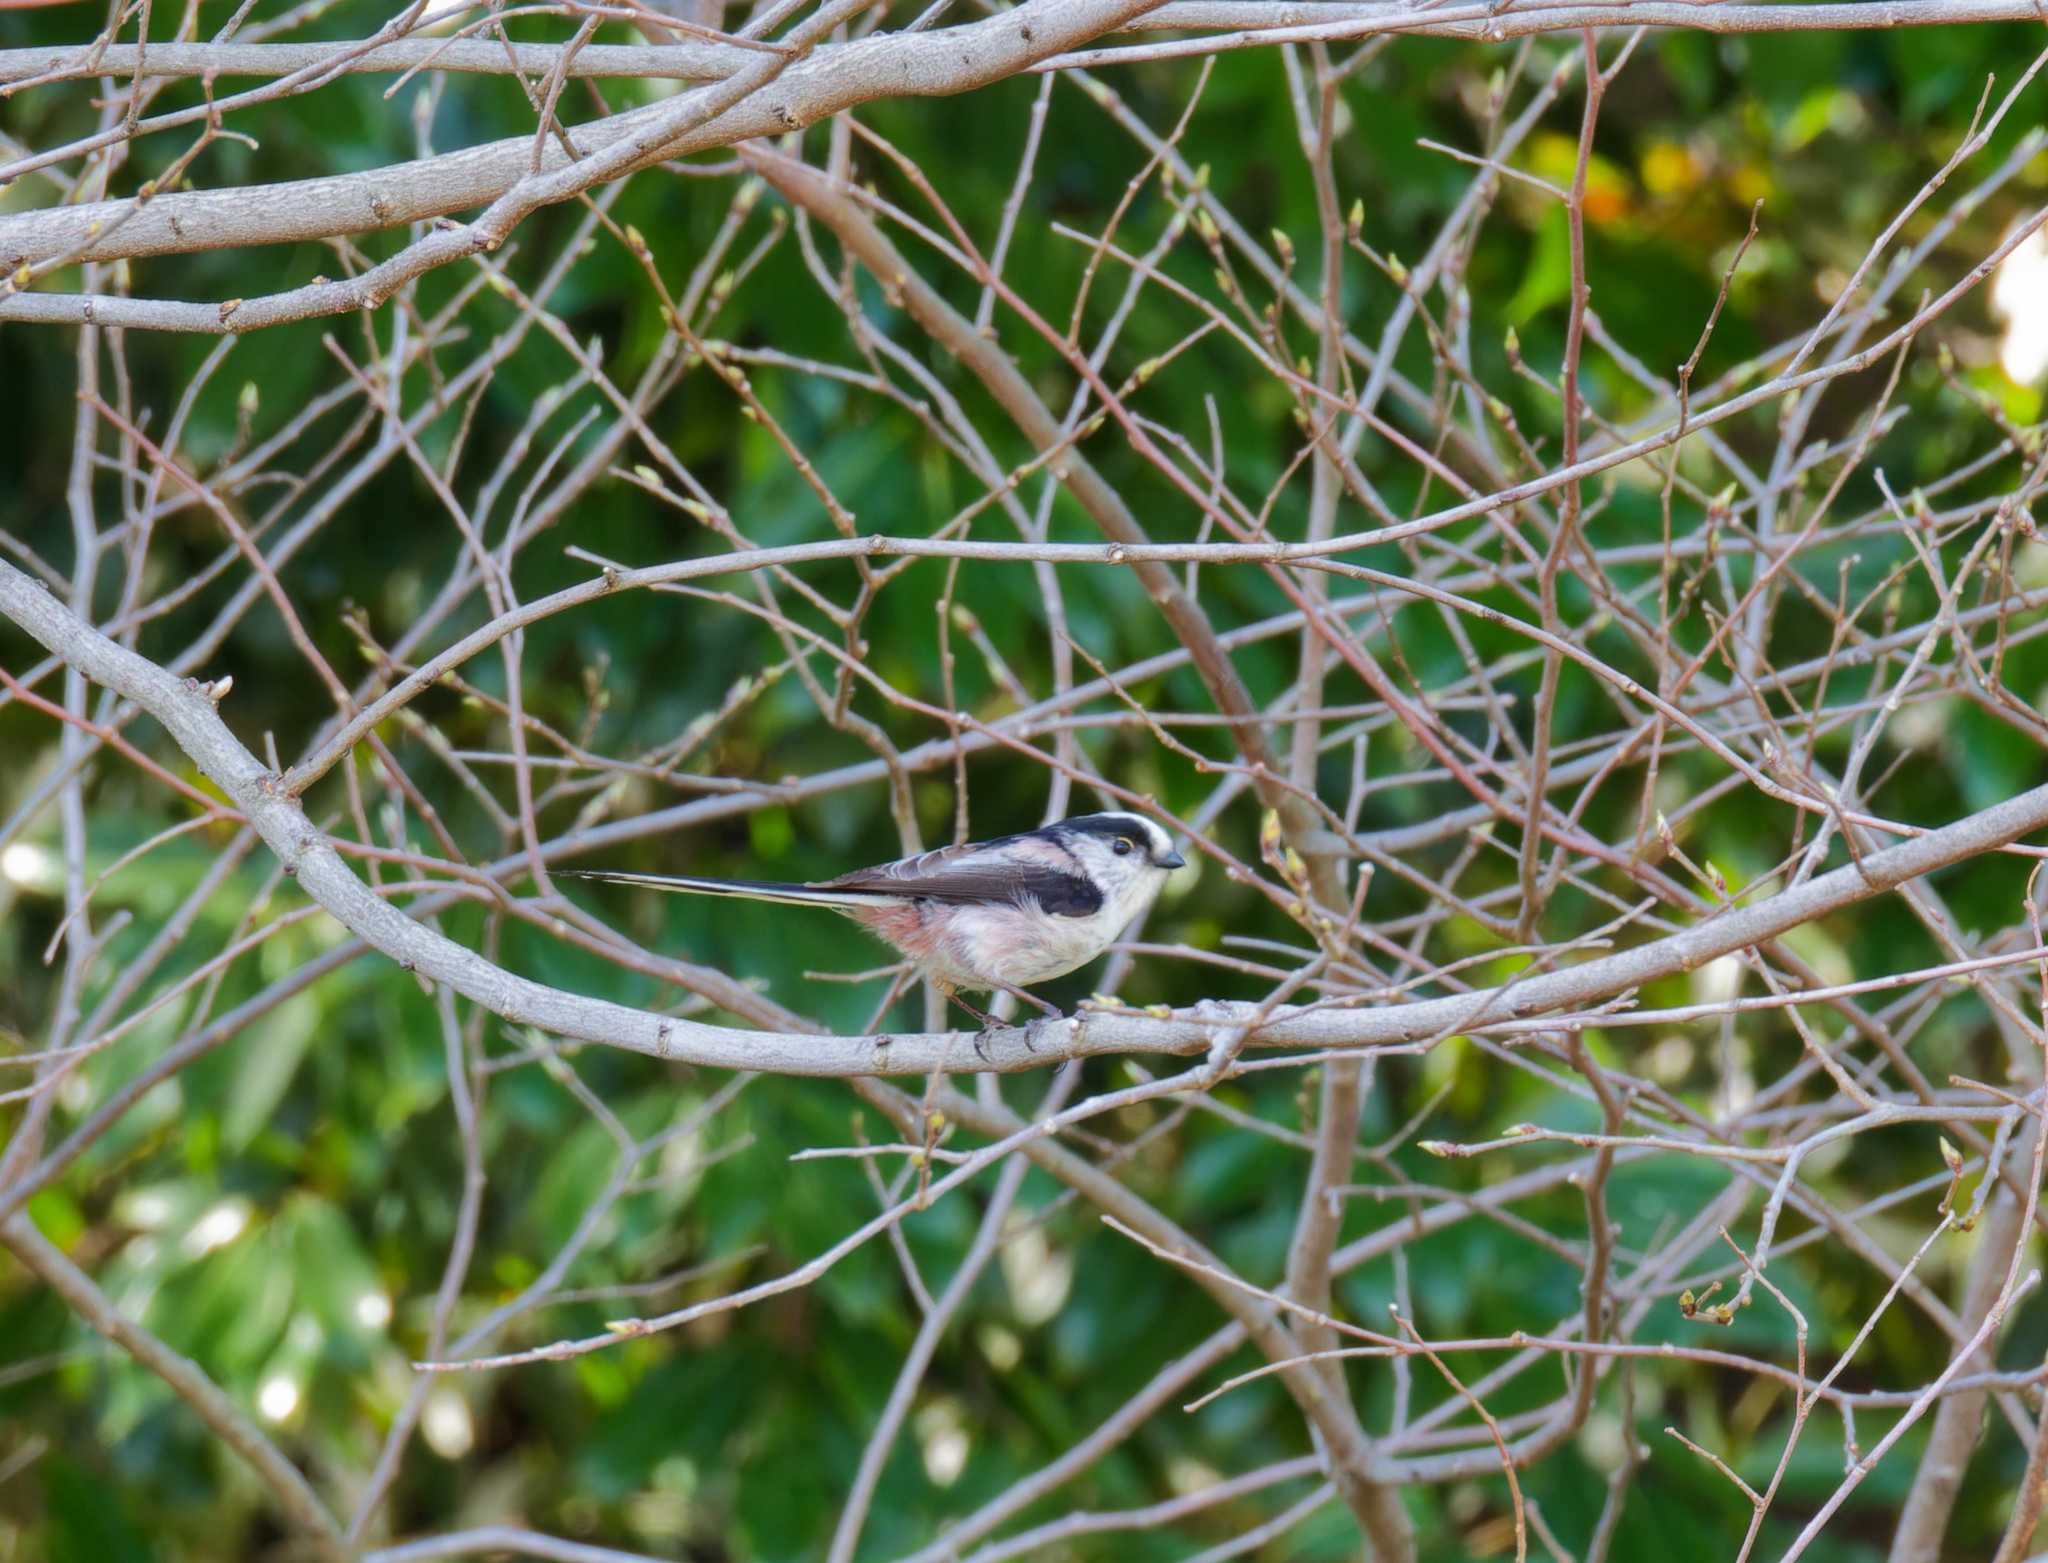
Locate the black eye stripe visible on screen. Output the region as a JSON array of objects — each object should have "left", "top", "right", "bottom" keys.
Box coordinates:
[{"left": 1061, "top": 813, "right": 1166, "bottom": 859}]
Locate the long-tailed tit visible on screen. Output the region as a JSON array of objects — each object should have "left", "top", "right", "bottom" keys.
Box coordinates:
[{"left": 566, "top": 812, "right": 1186, "bottom": 1029}]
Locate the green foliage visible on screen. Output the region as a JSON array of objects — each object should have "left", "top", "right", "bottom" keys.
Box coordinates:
[{"left": 3, "top": 5, "right": 2047, "bottom": 1559}]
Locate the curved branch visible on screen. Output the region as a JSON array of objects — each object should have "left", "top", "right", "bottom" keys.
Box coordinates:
[
  {"left": 7, "top": 555, "right": 2048, "bottom": 1078},
  {"left": 0, "top": 0, "right": 1165, "bottom": 276},
  {"left": 2, "top": 0, "right": 2034, "bottom": 92}
]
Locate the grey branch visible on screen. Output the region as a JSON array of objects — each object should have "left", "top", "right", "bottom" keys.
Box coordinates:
[
  {"left": 2, "top": 0, "right": 2034, "bottom": 298},
  {"left": 2, "top": 0, "right": 2035, "bottom": 91},
  {"left": 6, "top": 556, "right": 2047, "bottom": 1076},
  {"left": 0, "top": 0, "right": 1165, "bottom": 278}
]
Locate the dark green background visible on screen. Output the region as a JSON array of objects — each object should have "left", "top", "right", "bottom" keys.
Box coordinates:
[{"left": 3, "top": 8, "right": 2047, "bottom": 1558}]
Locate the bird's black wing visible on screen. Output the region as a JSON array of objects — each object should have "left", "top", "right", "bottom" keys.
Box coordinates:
[{"left": 824, "top": 837, "right": 1103, "bottom": 918}]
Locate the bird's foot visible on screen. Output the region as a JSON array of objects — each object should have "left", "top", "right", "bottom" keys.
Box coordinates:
[
  {"left": 945, "top": 986, "right": 1063, "bottom": 1062},
  {"left": 1019, "top": 1012, "right": 1068, "bottom": 1053},
  {"left": 993, "top": 982, "right": 1062, "bottom": 1026},
  {"left": 940, "top": 989, "right": 1005, "bottom": 1064},
  {"left": 973, "top": 1020, "right": 1002, "bottom": 1064}
]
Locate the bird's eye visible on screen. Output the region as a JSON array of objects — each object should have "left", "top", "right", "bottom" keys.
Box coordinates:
[{"left": 1113, "top": 838, "right": 1132, "bottom": 856}]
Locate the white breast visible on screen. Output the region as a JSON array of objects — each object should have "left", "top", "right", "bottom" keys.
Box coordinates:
[{"left": 925, "top": 874, "right": 1160, "bottom": 990}]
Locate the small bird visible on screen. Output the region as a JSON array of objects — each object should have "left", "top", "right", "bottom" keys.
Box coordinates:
[{"left": 565, "top": 812, "right": 1186, "bottom": 1030}]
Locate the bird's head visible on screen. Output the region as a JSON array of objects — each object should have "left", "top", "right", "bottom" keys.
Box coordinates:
[{"left": 1052, "top": 812, "right": 1186, "bottom": 916}]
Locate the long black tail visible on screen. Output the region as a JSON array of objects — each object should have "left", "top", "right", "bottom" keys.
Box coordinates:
[{"left": 558, "top": 869, "right": 891, "bottom": 909}]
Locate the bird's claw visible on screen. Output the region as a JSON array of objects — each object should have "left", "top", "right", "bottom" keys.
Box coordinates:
[
  {"left": 1022, "top": 1014, "right": 1062, "bottom": 1053},
  {"left": 971, "top": 1015, "right": 1055, "bottom": 1062}
]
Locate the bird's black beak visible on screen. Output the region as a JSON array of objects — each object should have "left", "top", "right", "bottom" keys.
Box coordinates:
[{"left": 1158, "top": 849, "right": 1187, "bottom": 870}]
